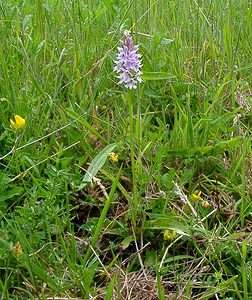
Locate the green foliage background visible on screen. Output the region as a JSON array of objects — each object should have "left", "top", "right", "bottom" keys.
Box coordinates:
[{"left": 0, "top": 0, "right": 251, "bottom": 299}]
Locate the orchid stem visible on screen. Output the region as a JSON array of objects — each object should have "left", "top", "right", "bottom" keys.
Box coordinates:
[{"left": 128, "top": 89, "right": 138, "bottom": 229}]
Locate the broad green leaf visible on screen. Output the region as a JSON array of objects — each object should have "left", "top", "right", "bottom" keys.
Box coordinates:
[
  {"left": 0, "top": 187, "right": 23, "bottom": 202},
  {"left": 80, "top": 143, "right": 118, "bottom": 189},
  {"left": 144, "top": 217, "right": 190, "bottom": 236}
]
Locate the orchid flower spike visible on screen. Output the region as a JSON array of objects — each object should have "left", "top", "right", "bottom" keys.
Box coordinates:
[{"left": 114, "top": 30, "right": 143, "bottom": 89}]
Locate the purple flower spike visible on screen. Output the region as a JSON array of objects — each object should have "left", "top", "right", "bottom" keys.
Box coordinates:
[{"left": 114, "top": 30, "right": 143, "bottom": 89}]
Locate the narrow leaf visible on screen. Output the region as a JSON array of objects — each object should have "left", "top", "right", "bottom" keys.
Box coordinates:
[{"left": 141, "top": 72, "right": 176, "bottom": 81}]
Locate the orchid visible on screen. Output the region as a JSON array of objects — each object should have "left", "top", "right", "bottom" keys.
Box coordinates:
[{"left": 114, "top": 30, "right": 142, "bottom": 89}]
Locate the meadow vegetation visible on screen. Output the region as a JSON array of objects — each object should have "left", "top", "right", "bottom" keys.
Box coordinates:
[{"left": 0, "top": 0, "right": 252, "bottom": 299}]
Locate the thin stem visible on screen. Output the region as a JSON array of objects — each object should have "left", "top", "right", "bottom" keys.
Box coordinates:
[
  {"left": 128, "top": 89, "right": 138, "bottom": 228},
  {"left": 136, "top": 85, "right": 141, "bottom": 146}
]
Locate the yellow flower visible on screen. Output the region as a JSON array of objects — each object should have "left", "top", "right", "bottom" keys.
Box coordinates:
[
  {"left": 10, "top": 115, "right": 25, "bottom": 130},
  {"left": 192, "top": 191, "right": 201, "bottom": 200},
  {"left": 164, "top": 230, "right": 172, "bottom": 240},
  {"left": 164, "top": 229, "right": 177, "bottom": 241},
  {"left": 108, "top": 152, "right": 118, "bottom": 163},
  {"left": 173, "top": 230, "right": 177, "bottom": 239},
  {"left": 12, "top": 242, "right": 23, "bottom": 256}
]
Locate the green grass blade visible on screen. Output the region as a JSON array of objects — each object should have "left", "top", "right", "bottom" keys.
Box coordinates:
[{"left": 83, "top": 165, "right": 122, "bottom": 265}]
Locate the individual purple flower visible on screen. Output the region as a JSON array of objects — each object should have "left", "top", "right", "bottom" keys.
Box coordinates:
[{"left": 114, "top": 30, "right": 143, "bottom": 89}]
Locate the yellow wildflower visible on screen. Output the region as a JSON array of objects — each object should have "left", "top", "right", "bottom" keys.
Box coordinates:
[
  {"left": 12, "top": 242, "right": 23, "bottom": 256},
  {"left": 108, "top": 152, "right": 118, "bottom": 163},
  {"left": 164, "top": 230, "right": 172, "bottom": 240},
  {"left": 192, "top": 191, "right": 201, "bottom": 200},
  {"left": 10, "top": 115, "right": 25, "bottom": 130},
  {"left": 164, "top": 229, "right": 177, "bottom": 241}
]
